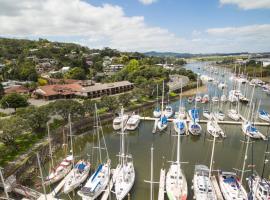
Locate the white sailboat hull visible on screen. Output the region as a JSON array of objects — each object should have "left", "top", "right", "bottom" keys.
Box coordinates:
[
  {"left": 153, "top": 110, "right": 162, "bottom": 118},
  {"left": 188, "top": 122, "right": 202, "bottom": 136},
  {"left": 113, "top": 161, "right": 135, "bottom": 200},
  {"left": 227, "top": 110, "right": 240, "bottom": 121}
]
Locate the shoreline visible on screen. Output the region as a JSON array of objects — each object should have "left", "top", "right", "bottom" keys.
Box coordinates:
[{"left": 2, "top": 82, "right": 202, "bottom": 183}]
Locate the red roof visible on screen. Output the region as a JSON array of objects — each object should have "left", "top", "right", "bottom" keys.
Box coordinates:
[
  {"left": 5, "top": 85, "right": 29, "bottom": 94},
  {"left": 35, "top": 83, "right": 82, "bottom": 97}
]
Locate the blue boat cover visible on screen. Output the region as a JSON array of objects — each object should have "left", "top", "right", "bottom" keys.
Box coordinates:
[
  {"left": 247, "top": 126, "right": 257, "bottom": 133},
  {"left": 224, "top": 177, "right": 236, "bottom": 184},
  {"left": 259, "top": 110, "right": 268, "bottom": 116},
  {"left": 91, "top": 164, "right": 103, "bottom": 182},
  {"left": 191, "top": 109, "right": 199, "bottom": 120},
  {"left": 177, "top": 122, "right": 185, "bottom": 130},
  {"left": 155, "top": 108, "right": 160, "bottom": 112},
  {"left": 76, "top": 163, "right": 86, "bottom": 171},
  {"left": 161, "top": 116, "right": 168, "bottom": 125}
]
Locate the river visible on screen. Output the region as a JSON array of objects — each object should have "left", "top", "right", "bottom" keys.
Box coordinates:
[{"left": 42, "top": 62, "right": 270, "bottom": 200}]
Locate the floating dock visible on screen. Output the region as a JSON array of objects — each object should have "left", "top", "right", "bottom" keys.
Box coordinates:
[{"left": 158, "top": 168, "right": 166, "bottom": 200}]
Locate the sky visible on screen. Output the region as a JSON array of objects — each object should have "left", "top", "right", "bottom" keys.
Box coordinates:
[{"left": 0, "top": 0, "right": 270, "bottom": 53}]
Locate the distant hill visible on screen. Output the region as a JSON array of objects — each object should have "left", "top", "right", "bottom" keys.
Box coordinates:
[{"left": 143, "top": 51, "right": 250, "bottom": 58}]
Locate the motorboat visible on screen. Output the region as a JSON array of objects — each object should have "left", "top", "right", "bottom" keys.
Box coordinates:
[
  {"left": 164, "top": 105, "right": 174, "bottom": 118},
  {"left": 203, "top": 109, "right": 212, "bottom": 120},
  {"left": 218, "top": 171, "right": 247, "bottom": 200},
  {"left": 258, "top": 110, "right": 270, "bottom": 122},
  {"left": 63, "top": 160, "right": 91, "bottom": 194},
  {"left": 214, "top": 111, "right": 225, "bottom": 121},
  {"left": 126, "top": 113, "right": 140, "bottom": 130},
  {"left": 157, "top": 115, "right": 168, "bottom": 131},
  {"left": 192, "top": 165, "right": 217, "bottom": 200},
  {"left": 113, "top": 114, "right": 129, "bottom": 130},
  {"left": 45, "top": 155, "right": 73, "bottom": 185},
  {"left": 227, "top": 109, "right": 240, "bottom": 121},
  {"left": 247, "top": 174, "right": 270, "bottom": 200},
  {"left": 242, "top": 121, "right": 262, "bottom": 139}
]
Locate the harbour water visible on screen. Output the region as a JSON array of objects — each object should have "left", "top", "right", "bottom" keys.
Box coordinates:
[{"left": 41, "top": 62, "right": 270, "bottom": 200}]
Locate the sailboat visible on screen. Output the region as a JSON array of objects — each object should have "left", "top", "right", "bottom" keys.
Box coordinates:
[
  {"left": 78, "top": 104, "right": 110, "bottom": 200},
  {"left": 258, "top": 110, "right": 270, "bottom": 122},
  {"left": 153, "top": 84, "right": 162, "bottom": 118},
  {"left": 166, "top": 123, "right": 188, "bottom": 200},
  {"left": 227, "top": 98, "right": 240, "bottom": 121},
  {"left": 192, "top": 165, "right": 217, "bottom": 200},
  {"left": 174, "top": 82, "right": 187, "bottom": 135},
  {"left": 157, "top": 81, "right": 168, "bottom": 131},
  {"left": 44, "top": 124, "right": 73, "bottom": 185},
  {"left": 112, "top": 107, "right": 135, "bottom": 200},
  {"left": 188, "top": 77, "right": 202, "bottom": 135},
  {"left": 63, "top": 115, "right": 91, "bottom": 194},
  {"left": 247, "top": 134, "right": 270, "bottom": 199},
  {"left": 207, "top": 120, "right": 224, "bottom": 138}
]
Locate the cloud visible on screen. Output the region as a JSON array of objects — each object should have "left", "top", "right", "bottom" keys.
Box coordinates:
[
  {"left": 220, "top": 0, "right": 270, "bottom": 10},
  {"left": 138, "top": 0, "right": 157, "bottom": 5},
  {"left": 0, "top": 0, "right": 269, "bottom": 53}
]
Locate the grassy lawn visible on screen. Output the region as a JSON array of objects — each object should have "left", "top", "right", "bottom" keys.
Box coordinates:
[{"left": 0, "top": 132, "right": 44, "bottom": 166}]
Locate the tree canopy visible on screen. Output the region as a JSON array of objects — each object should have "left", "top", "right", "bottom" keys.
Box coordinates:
[{"left": 0, "top": 93, "right": 28, "bottom": 110}]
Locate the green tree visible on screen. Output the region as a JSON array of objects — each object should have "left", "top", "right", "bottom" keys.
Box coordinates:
[
  {"left": 16, "top": 105, "right": 50, "bottom": 132},
  {"left": 126, "top": 59, "right": 139, "bottom": 72},
  {"left": 19, "top": 62, "right": 38, "bottom": 81},
  {"left": 51, "top": 100, "right": 85, "bottom": 121},
  {"left": 118, "top": 93, "right": 132, "bottom": 107},
  {"left": 100, "top": 95, "right": 119, "bottom": 112},
  {"left": 83, "top": 99, "right": 98, "bottom": 115},
  {"left": 0, "top": 116, "right": 30, "bottom": 148},
  {"left": 65, "top": 67, "right": 86, "bottom": 80},
  {"left": 0, "top": 93, "right": 28, "bottom": 111}
]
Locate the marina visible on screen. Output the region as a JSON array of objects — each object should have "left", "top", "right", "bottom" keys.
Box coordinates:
[{"left": 1, "top": 62, "right": 270, "bottom": 200}]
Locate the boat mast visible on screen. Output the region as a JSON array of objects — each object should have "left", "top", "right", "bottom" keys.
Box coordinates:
[
  {"left": 37, "top": 152, "right": 47, "bottom": 200},
  {"left": 150, "top": 145, "right": 154, "bottom": 200},
  {"left": 161, "top": 81, "right": 164, "bottom": 114},
  {"left": 47, "top": 122, "right": 54, "bottom": 169},
  {"left": 209, "top": 136, "right": 216, "bottom": 179},
  {"left": 68, "top": 114, "right": 75, "bottom": 172},
  {"left": 95, "top": 104, "right": 102, "bottom": 163},
  {"left": 179, "top": 81, "right": 183, "bottom": 113},
  {"left": 240, "top": 130, "right": 252, "bottom": 183},
  {"left": 157, "top": 84, "right": 159, "bottom": 108},
  {"left": 120, "top": 107, "right": 125, "bottom": 166}
]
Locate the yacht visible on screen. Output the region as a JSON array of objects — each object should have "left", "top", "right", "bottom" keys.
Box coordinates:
[
  {"left": 195, "top": 95, "right": 202, "bottom": 102},
  {"left": 153, "top": 84, "right": 161, "bottom": 118},
  {"left": 63, "top": 160, "right": 91, "bottom": 194},
  {"left": 242, "top": 121, "right": 262, "bottom": 139},
  {"left": 113, "top": 114, "right": 129, "bottom": 130},
  {"left": 220, "top": 94, "right": 227, "bottom": 102},
  {"left": 258, "top": 110, "right": 270, "bottom": 122},
  {"left": 214, "top": 111, "right": 225, "bottom": 121},
  {"left": 247, "top": 174, "right": 270, "bottom": 200},
  {"left": 78, "top": 104, "right": 111, "bottom": 200},
  {"left": 45, "top": 155, "right": 73, "bottom": 185},
  {"left": 189, "top": 121, "right": 202, "bottom": 136},
  {"left": 227, "top": 109, "right": 240, "bottom": 121},
  {"left": 218, "top": 171, "right": 247, "bottom": 200},
  {"left": 166, "top": 120, "right": 188, "bottom": 200},
  {"left": 157, "top": 115, "right": 168, "bottom": 131},
  {"left": 203, "top": 109, "right": 212, "bottom": 120},
  {"left": 174, "top": 119, "right": 187, "bottom": 135},
  {"left": 207, "top": 120, "right": 221, "bottom": 138},
  {"left": 164, "top": 105, "right": 174, "bottom": 118},
  {"left": 193, "top": 165, "right": 217, "bottom": 200},
  {"left": 212, "top": 96, "right": 219, "bottom": 103},
  {"left": 126, "top": 113, "right": 140, "bottom": 130},
  {"left": 113, "top": 109, "right": 135, "bottom": 200}
]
